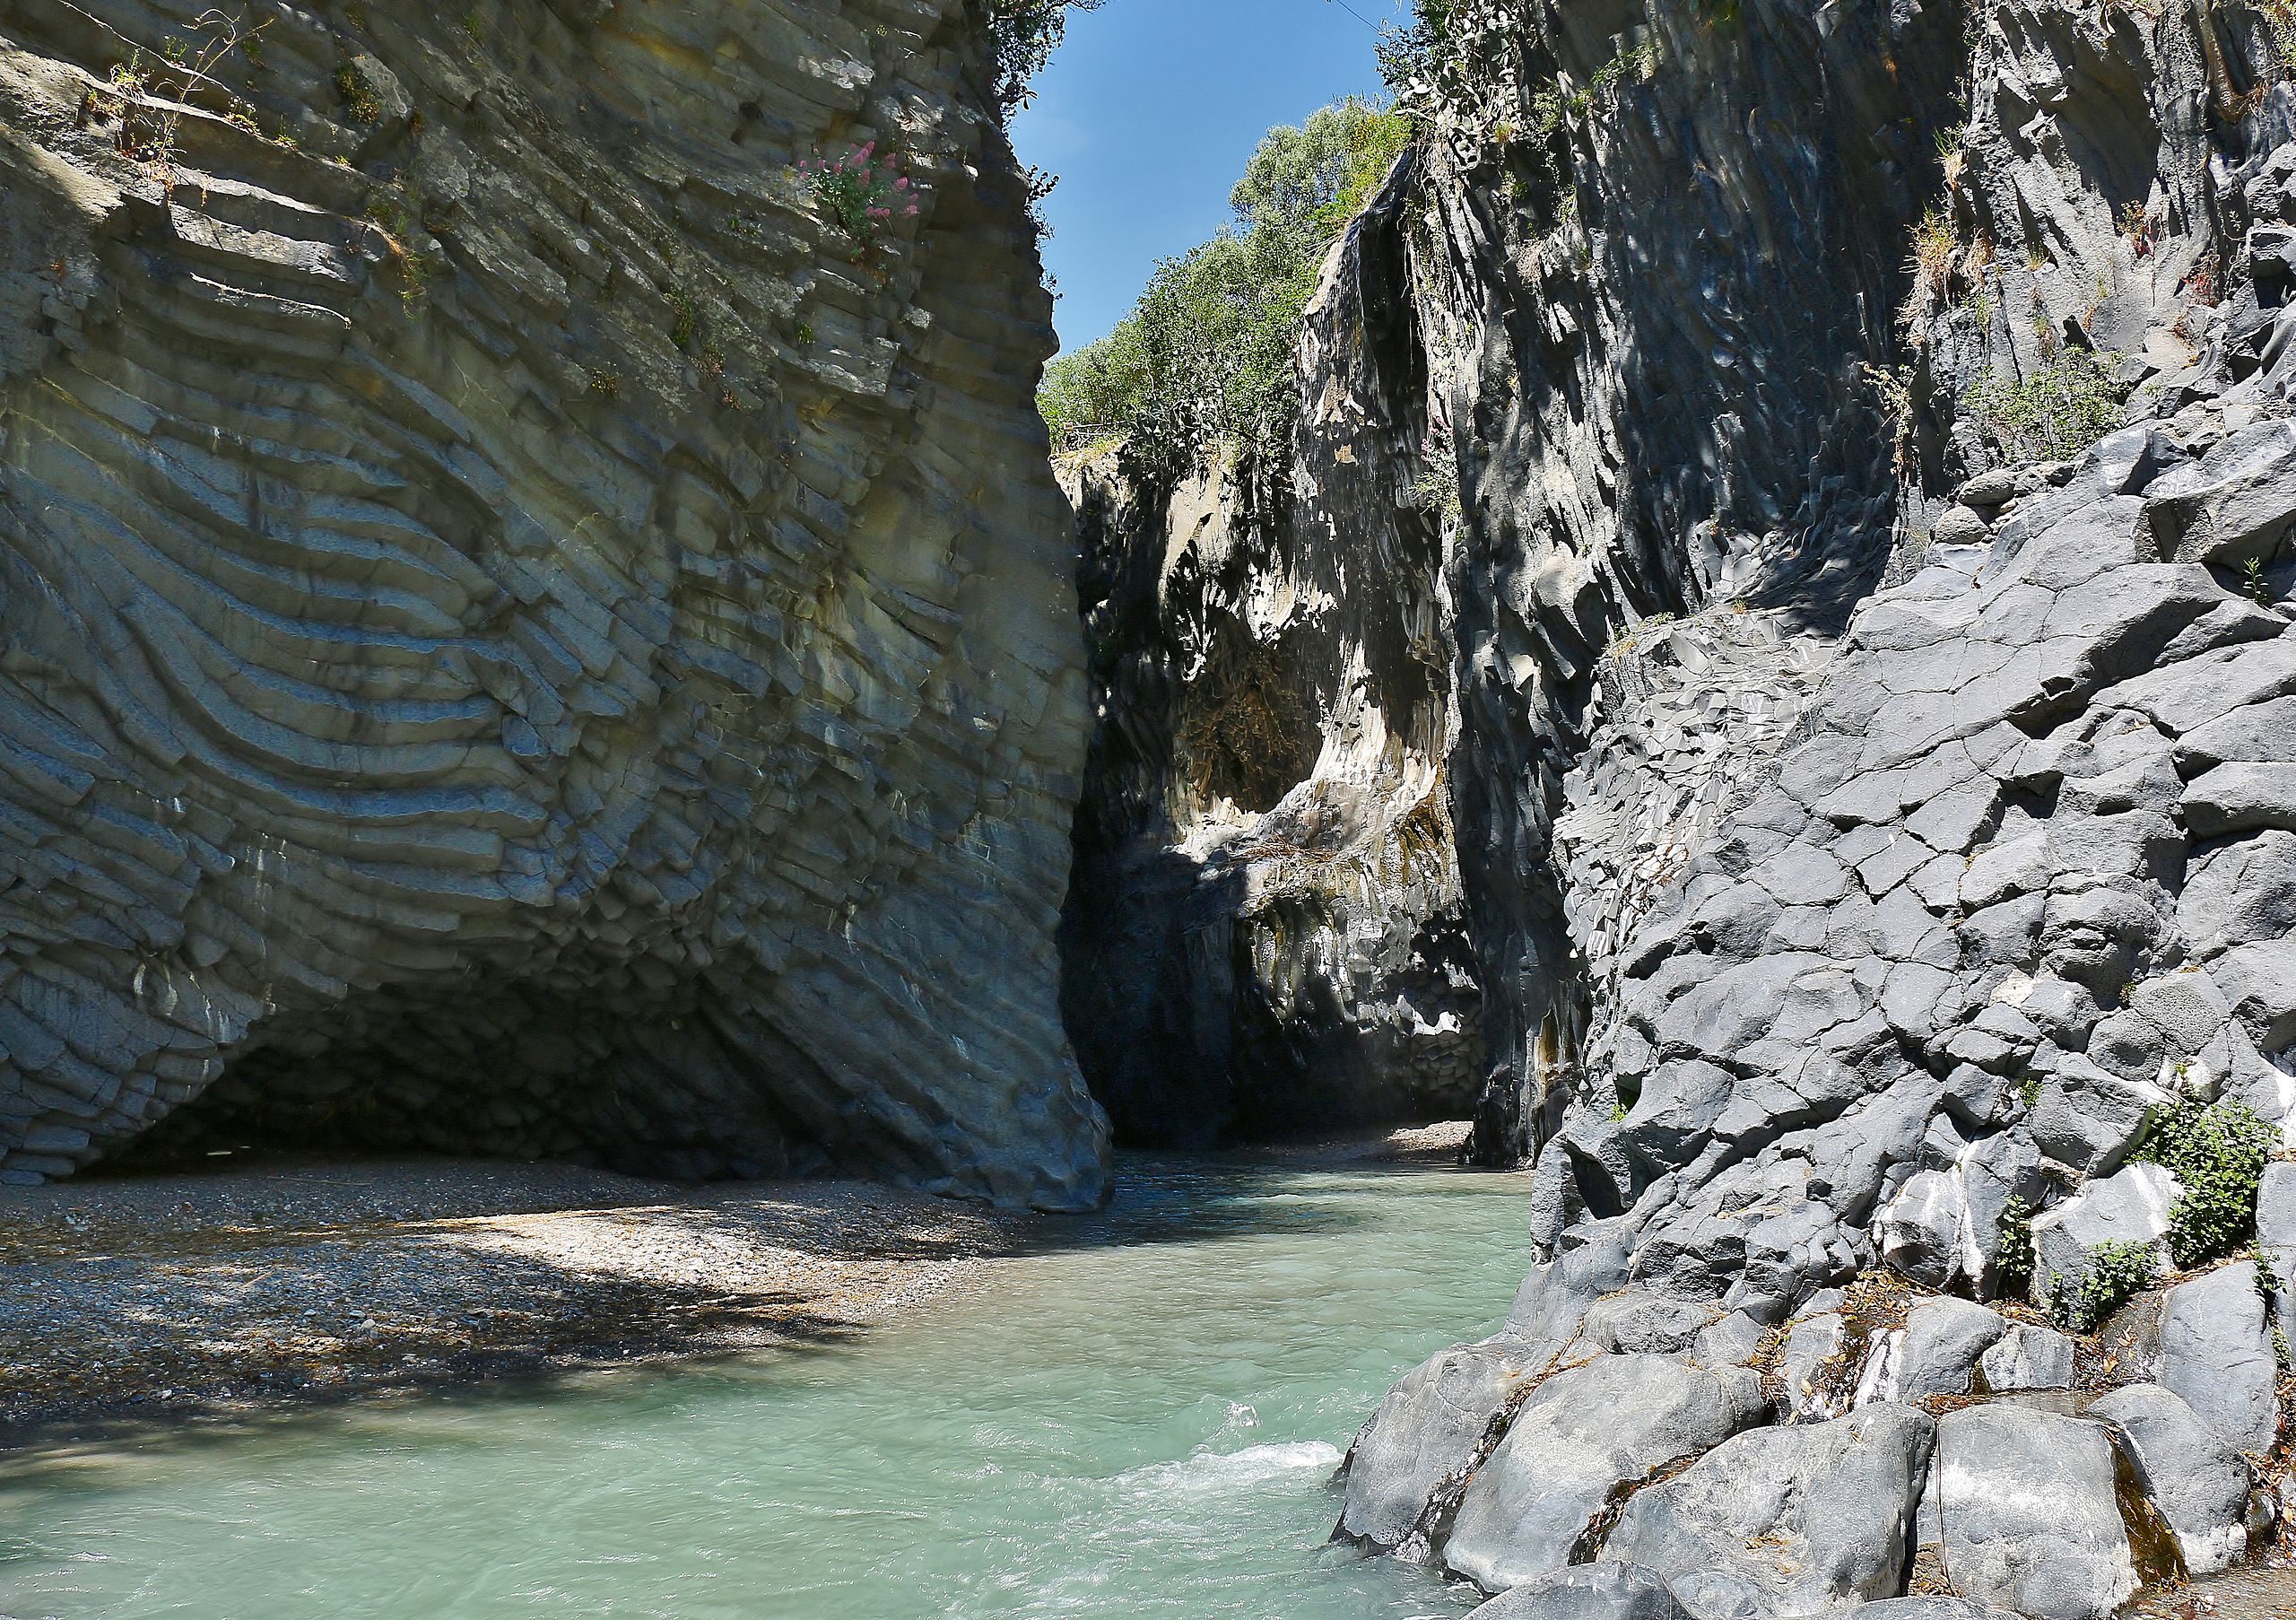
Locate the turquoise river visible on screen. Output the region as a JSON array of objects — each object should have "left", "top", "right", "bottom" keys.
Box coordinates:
[{"left": 0, "top": 1158, "right": 1529, "bottom": 1619}]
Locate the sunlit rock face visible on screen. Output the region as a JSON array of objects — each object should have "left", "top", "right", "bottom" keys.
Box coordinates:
[
  {"left": 1057, "top": 188, "right": 1483, "bottom": 1145},
  {"left": 0, "top": 0, "right": 1109, "bottom": 1207},
  {"left": 1345, "top": 0, "right": 2296, "bottom": 1602}
]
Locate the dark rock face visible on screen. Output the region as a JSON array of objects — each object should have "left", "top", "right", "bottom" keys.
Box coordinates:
[
  {"left": 1338, "top": 0, "right": 2296, "bottom": 1608},
  {"left": 1057, "top": 183, "right": 1483, "bottom": 1145},
  {"left": 0, "top": 0, "right": 1109, "bottom": 1206}
]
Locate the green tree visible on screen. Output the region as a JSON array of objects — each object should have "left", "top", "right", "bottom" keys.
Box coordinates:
[{"left": 1039, "top": 97, "right": 1413, "bottom": 457}]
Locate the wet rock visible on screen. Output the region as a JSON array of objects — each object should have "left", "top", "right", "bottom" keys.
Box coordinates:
[
  {"left": 1464, "top": 1561, "right": 1688, "bottom": 1620},
  {"left": 1977, "top": 1324, "right": 2074, "bottom": 1392},
  {"left": 2089, "top": 1382, "right": 2252, "bottom": 1575},
  {"left": 1342, "top": 1339, "right": 1543, "bottom": 1550},
  {"left": 1441, "top": 1355, "right": 1767, "bottom": 1593},
  {"left": 1603, "top": 1404, "right": 1935, "bottom": 1616},
  {"left": 2158, "top": 1262, "right": 2281, "bottom": 1456},
  {"left": 1934, "top": 1406, "right": 2138, "bottom": 1620}
]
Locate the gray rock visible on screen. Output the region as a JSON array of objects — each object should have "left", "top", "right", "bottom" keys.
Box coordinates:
[
  {"left": 2029, "top": 1161, "right": 2180, "bottom": 1315},
  {"left": 2159, "top": 1262, "right": 2281, "bottom": 1456},
  {"left": 1442, "top": 1355, "right": 1767, "bottom": 1593},
  {"left": 1839, "top": 1603, "right": 2018, "bottom": 1620},
  {"left": 1604, "top": 1404, "right": 1935, "bottom": 1616},
  {"left": 1889, "top": 1298, "right": 2009, "bottom": 1401},
  {"left": 1933, "top": 505, "right": 1993, "bottom": 546},
  {"left": 1876, "top": 1171, "right": 1969, "bottom": 1290},
  {"left": 1464, "top": 1562, "right": 1688, "bottom": 1620},
  {"left": 1342, "top": 1339, "right": 1542, "bottom": 1549},
  {"left": 1779, "top": 1312, "right": 1852, "bottom": 1420},
  {"left": 2142, "top": 418, "right": 2296, "bottom": 570},
  {"left": 2027, "top": 1060, "right": 2170, "bottom": 1174},
  {"left": 2183, "top": 762, "right": 2296, "bottom": 837},
  {"left": 1585, "top": 1293, "right": 1711, "bottom": 1355},
  {"left": 1691, "top": 1311, "right": 1769, "bottom": 1368},
  {"left": 1977, "top": 1323, "right": 2075, "bottom": 1392},
  {"left": 1934, "top": 1406, "right": 2138, "bottom": 1620},
  {"left": 2089, "top": 1382, "right": 2252, "bottom": 1575},
  {"left": 0, "top": 0, "right": 1111, "bottom": 1208},
  {"left": 2259, "top": 1161, "right": 2296, "bottom": 1246}
]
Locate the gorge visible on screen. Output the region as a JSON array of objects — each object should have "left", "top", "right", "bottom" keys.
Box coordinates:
[{"left": 7, "top": 0, "right": 2296, "bottom": 1615}]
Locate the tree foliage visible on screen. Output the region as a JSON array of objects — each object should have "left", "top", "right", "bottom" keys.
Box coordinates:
[
  {"left": 978, "top": 0, "right": 1105, "bottom": 116},
  {"left": 1039, "top": 97, "right": 1413, "bottom": 458}
]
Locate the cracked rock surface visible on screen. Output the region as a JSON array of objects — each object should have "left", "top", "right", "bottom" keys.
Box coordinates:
[{"left": 0, "top": 0, "right": 1108, "bottom": 1206}]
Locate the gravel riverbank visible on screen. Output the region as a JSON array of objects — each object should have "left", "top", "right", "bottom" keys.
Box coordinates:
[{"left": 0, "top": 1124, "right": 1475, "bottom": 1448}]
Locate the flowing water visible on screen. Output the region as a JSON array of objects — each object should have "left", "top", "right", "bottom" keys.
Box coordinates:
[{"left": 0, "top": 1158, "right": 1527, "bottom": 1619}]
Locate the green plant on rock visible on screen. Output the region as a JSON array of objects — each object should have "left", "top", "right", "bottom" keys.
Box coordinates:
[
  {"left": 1962, "top": 347, "right": 2128, "bottom": 461},
  {"left": 335, "top": 60, "right": 381, "bottom": 125},
  {"left": 1411, "top": 421, "right": 1463, "bottom": 522},
  {"left": 1996, "top": 1194, "right": 2036, "bottom": 1293},
  {"left": 978, "top": 0, "right": 1105, "bottom": 116},
  {"left": 2058, "top": 1239, "right": 2161, "bottom": 1333},
  {"left": 798, "top": 143, "right": 919, "bottom": 261},
  {"left": 2133, "top": 1095, "right": 2278, "bottom": 1268}
]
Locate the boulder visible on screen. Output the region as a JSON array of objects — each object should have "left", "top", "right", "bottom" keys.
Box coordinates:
[
  {"left": 2158, "top": 1262, "right": 2281, "bottom": 1456},
  {"left": 1891, "top": 1298, "right": 2010, "bottom": 1401},
  {"left": 2029, "top": 1162, "right": 2180, "bottom": 1315},
  {"left": 1341, "top": 1339, "right": 1542, "bottom": 1548},
  {"left": 1442, "top": 1355, "right": 1767, "bottom": 1593},
  {"left": 2089, "top": 1382, "right": 2252, "bottom": 1575},
  {"left": 1877, "top": 1170, "right": 1969, "bottom": 1289},
  {"left": 1934, "top": 1406, "right": 2138, "bottom": 1620},
  {"left": 1779, "top": 1312, "right": 1852, "bottom": 1420},
  {"left": 1585, "top": 1293, "right": 1711, "bottom": 1355},
  {"left": 1603, "top": 1404, "right": 1935, "bottom": 1616},
  {"left": 2026, "top": 1061, "right": 2170, "bottom": 1174},
  {"left": 1465, "top": 1561, "right": 1688, "bottom": 1620},
  {"left": 1977, "top": 1323, "right": 2075, "bottom": 1392},
  {"left": 1839, "top": 1603, "right": 2020, "bottom": 1620}
]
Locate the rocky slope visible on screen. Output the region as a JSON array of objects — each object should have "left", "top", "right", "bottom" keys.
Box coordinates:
[
  {"left": 1246, "top": 0, "right": 2296, "bottom": 1611},
  {"left": 1057, "top": 184, "right": 1481, "bottom": 1144},
  {"left": 0, "top": 0, "right": 1108, "bottom": 1207}
]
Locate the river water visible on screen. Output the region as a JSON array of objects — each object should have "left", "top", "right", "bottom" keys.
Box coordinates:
[{"left": 0, "top": 1159, "right": 1526, "bottom": 1619}]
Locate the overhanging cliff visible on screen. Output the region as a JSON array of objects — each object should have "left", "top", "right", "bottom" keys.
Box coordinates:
[{"left": 0, "top": 0, "right": 1109, "bottom": 1207}]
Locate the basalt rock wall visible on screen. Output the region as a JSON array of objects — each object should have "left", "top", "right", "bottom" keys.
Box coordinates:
[
  {"left": 1344, "top": 0, "right": 2296, "bottom": 1609},
  {"left": 0, "top": 0, "right": 1109, "bottom": 1206},
  {"left": 1058, "top": 177, "right": 1483, "bottom": 1145}
]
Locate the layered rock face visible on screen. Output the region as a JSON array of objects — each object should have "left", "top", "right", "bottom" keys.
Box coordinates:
[
  {"left": 1337, "top": 0, "right": 2296, "bottom": 1609},
  {"left": 0, "top": 0, "right": 1109, "bottom": 1206},
  {"left": 1057, "top": 185, "right": 1482, "bottom": 1144}
]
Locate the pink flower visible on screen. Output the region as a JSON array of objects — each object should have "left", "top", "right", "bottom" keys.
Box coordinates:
[
  {"left": 903, "top": 205, "right": 918, "bottom": 216},
  {"left": 893, "top": 177, "right": 908, "bottom": 189}
]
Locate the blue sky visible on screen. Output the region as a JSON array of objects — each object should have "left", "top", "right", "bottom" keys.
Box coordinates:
[{"left": 1011, "top": 0, "right": 1412, "bottom": 353}]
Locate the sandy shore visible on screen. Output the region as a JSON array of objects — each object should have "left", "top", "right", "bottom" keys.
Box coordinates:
[
  {"left": 0, "top": 1123, "right": 1474, "bottom": 1447},
  {"left": 0, "top": 1154, "right": 1038, "bottom": 1447}
]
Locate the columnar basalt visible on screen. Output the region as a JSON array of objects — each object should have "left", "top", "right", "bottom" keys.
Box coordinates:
[
  {"left": 1338, "top": 0, "right": 2296, "bottom": 1609},
  {"left": 0, "top": 0, "right": 1108, "bottom": 1206}
]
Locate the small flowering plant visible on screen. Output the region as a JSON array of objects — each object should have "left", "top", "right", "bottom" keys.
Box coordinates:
[{"left": 796, "top": 142, "right": 920, "bottom": 259}]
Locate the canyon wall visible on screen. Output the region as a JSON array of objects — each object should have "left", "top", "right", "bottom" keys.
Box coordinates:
[
  {"left": 0, "top": 0, "right": 1109, "bottom": 1206},
  {"left": 1058, "top": 181, "right": 1482, "bottom": 1144},
  {"left": 1037, "top": 0, "right": 2296, "bottom": 1606}
]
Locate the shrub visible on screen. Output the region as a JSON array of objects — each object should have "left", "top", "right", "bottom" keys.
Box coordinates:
[
  {"left": 979, "top": 0, "right": 1104, "bottom": 115},
  {"left": 1995, "top": 1194, "right": 2036, "bottom": 1293},
  {"left": 799, "top": 144, "right": 919, "bottom": 259},
  {"left": 2133, "top": 1095, "right": 2279, "bottom": 1269},
  {"left": 1037, "top": 97, "right": 1413, "bottom": 457},
  {"left": 1961, "top": 347, "right": 2127, "bottom": 461},
  {"left": 2057, "top": 1239, "right": 2161, "bottom": 1333}
]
